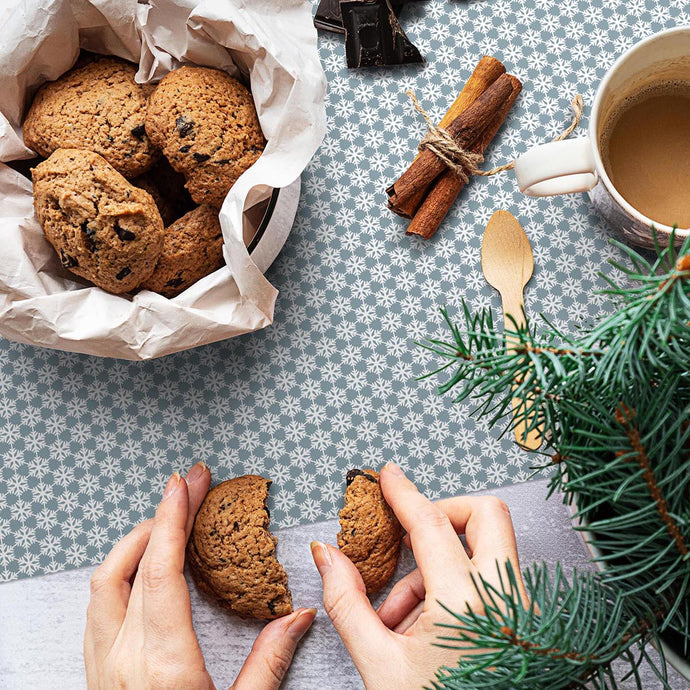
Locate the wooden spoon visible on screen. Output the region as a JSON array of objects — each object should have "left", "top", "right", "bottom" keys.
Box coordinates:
[{"left": 481, "top": 210, "right": 541, "bottom": 450}]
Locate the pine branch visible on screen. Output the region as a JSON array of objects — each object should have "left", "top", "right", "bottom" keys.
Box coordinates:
[
  {"left": 421, "top": 233, "right": 690, "bottom": 669},
  {"left": 428, "top": 562, "right": 668, "bottom": 690}
]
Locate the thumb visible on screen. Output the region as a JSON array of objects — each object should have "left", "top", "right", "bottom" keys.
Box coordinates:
[
  {"left": 231, "top": 608, "right": 316, "bottom": 690},
  {"left": 311, "top": 541, "right": 393, "bottom": 668}
]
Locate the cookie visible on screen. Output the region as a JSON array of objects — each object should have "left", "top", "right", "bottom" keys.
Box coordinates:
[
  {"left": 187, "top": 476, "right": 293, "bottom": 620},
  {"left": 141, "top": 205, "right": 225, "bottom": 298},
  {"left": 23, "top": 56, "right": 159, "bottom": 178},
  {"left": 145, "top": 66, "right": 265, "bottom": 207},
  {"left": 337, "top": 469, "right": 403, "bottom": 594},
  {"left": 132, "top": 158, "right": 194, "bottom": 227},
  {"left": 32, "top": 149, "right": 164, "bottom": 294}
]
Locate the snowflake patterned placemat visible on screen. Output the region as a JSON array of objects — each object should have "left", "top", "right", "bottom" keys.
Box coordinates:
[{"left": 2, "top": 0, "right": 686, "bottom": 581}]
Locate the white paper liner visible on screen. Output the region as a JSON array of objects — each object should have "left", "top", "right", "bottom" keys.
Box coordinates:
[{"left": 0, "top": 0, "right": 326, "bottom": 360}]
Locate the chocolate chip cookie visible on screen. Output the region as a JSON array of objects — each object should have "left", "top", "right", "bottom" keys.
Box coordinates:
[
  {"left": 141, "top": 205, "right": 225, "bottom": 298},
  {"left": 187, "top": 476, "right": 293, "bottom": 620},
  {"left": 23, "top": 56, "right": 159, "bottom": 178},
  {"left": 337, "top": 469, "right": 403, "bottom": 594},
  {"left": 32, "top": 149, "right": 164, "bottom": 294},
  {"left": 145, "top": 66, "right": 265, "bottom": 207}
]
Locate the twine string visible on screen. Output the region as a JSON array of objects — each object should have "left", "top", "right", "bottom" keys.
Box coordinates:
[{"left": 407, "top": 90, "right": 584, "bottom": 179}]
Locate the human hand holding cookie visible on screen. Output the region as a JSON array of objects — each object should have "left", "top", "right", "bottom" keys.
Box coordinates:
[
  {"left": 311, "top": 462, "right": 528, "bottom": 690},
  {"left": 84, "top": 463, "right": 315, "bottom": 690}
]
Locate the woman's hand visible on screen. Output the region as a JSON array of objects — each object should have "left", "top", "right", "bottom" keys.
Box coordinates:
[
  {"left": 84, "top": 462, "right": 316, "bottom": 690},
  {"left": 311, "top": 462, "right": 528, "bottom": 690}
]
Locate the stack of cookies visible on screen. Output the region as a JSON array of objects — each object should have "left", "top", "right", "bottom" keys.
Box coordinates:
[{"left": 24, "top": 54, "right": 265, "bottom": 297}]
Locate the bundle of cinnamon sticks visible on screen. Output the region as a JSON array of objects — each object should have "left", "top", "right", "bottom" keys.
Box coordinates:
[{"left": 386, "top": 56, "right": 522, "bottom": 239}]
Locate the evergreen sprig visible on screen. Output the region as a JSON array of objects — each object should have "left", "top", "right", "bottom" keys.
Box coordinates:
[
  {"left": 422, "top": 233, "right": 690, "bottom": 686},
  {"left": 429, "top": 562, "right": 666, "bottom": 690}
]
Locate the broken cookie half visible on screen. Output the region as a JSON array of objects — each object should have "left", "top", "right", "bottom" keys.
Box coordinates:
[
  {"left": 337, "top": 468, "right": 404, "bottom": 594},
  {"left": 187, "top": 475, "right": 292, "bottom": 620}
]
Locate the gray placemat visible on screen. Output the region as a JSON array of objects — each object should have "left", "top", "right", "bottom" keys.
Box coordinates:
[{"left": 1, "top": 0, "right": 683, "bottom": 581}]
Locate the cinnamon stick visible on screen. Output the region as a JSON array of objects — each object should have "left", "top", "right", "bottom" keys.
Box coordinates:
[
  {"left": 386, "top": 73, "right": 514, "bottom": 217},
  {"left": 407, "top": 75, "right": 522, "bottom": 239},
  {"left": 438, "top": 56, "right": 505, "bottom": 129},
  {"left": 388, "top": 56, "right": 506, "bottom": 217}
]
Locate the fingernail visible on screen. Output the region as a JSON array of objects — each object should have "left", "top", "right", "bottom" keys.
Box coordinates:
[
  {"left": 186, "top": 461, "right": 208, "bottom": 484},
  {"left": 163, "top": 472, "right": 182, "bottom": 500},
  {"left": 384, "top": 462, "right": 404, "bottom": 477},
  {"left": 310, "top": 541, "right": 332, "bottom": 575},
  {"left": 287, "top": 608, "right": 317, "bottom": 641}
]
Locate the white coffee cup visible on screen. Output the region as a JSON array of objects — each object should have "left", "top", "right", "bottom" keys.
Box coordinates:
[{"left": 514, "top": 26, "right": 690, "bottom": 249}]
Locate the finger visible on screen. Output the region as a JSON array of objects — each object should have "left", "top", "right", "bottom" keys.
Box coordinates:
[
  {"left": 85, "top": 518, "right": 153, "bottom": 659},
  {"left": 376, "top": 568, "right": 425, "bottom": 629},
  {"left": 379, "top": 463, "right": 470, "bottom": 595},
  {"left": 435, "top": 495, "right": 527, "bottom": 602},
  {"left": 231, "top": 608, "right": 316, "bottom": 690},
  {"left": 311, "top": 541, "right": 394, "bottom": 666},
  {"left": 184, "top": 461, "right": 211, "bottom": 538},
  {"left": 393, "top": 600, "right": 424, "bottom": 635},
  {"left": 138, "top": 473, "right": 198, "bottom": 650}
]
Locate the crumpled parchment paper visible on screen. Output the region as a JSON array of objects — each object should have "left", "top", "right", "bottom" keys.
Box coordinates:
[{"left": 0, "top": 0, "right": 326, "bottom": 360}]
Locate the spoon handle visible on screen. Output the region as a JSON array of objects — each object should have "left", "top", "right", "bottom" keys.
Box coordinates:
[{"left": 499, "top": 293, "right": 542, "bottom": 450}]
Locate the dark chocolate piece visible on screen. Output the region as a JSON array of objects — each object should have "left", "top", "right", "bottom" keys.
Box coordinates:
[
  {"left": 131, "top": 124, "right": 147, "bottom": 141},
  {"left": 314, "top": 0, "right": 346, "bottom": 33},
  {"left": 60, "top": 249, "right": 78, "bottom": 268},
  {"left": 346, "top": 468, "right": 379, "bottom": 485},
  {"left": 175, "top": 116, "right": 194, "bottom": 138},
  {"left": 116, "top": 267, "right": 132, "bottom": 280},
  {"left": 114, "top": 221, "right": 136, "bottom": 242},
  {"left": 341, "top": 0, "right": 424, "bottom": 69},
  {"left": 315, "top": 0, "right": 423, "bottom": 34},
  {"left": 193, "top": 152, "right": 211, "bottom": 163}
]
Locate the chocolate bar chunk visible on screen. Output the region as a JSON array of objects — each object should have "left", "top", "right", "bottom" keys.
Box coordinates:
[
  {"left": 315, "top": 0, "right": 423, "bottom": 35},
  {"left": 314, "top": 0, "right": 346, "bottom": 33},
  {"left": 341, "top": 0, "right": 424, "bottom": 68}
]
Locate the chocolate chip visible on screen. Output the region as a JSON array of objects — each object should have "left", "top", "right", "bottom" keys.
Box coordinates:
[
  {"left": 165, "top": 276, "right": 184, "bottom": 288},
  {"left": 179, "top": 145, "right": 191, "bottom": 153},
  {"left": 193, "top": 152, "right": 210, "bottom": 163},
  {"left": 346, "top": 468, "right": 378, "bottom": 485},
  {"left": 114, "top": 221, "right": 136, "bottom": 241},
  {"left": 176, "top": 116, "right": 194, "bottom": 138},
  {"left": 81, "top": 221, "right": 97, "bottom": 252},
  {"left": 116, "top": 267, "right": 131, "bottom": 280},
  {"left": 59, "top": 249, "right": 78, "bottom": 268},
  {"left": 267, "top": 600, "right": 277, "bottom": 615},
  {"left": 131, "top": 124, "right": 147, "bottom": 141}
]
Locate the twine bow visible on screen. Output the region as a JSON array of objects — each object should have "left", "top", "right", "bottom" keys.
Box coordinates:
[{"left": 407, "top": 90, "right": 584, "bottom": 180}]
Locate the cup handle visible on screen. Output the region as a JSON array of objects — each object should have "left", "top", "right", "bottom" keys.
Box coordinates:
[{"left": 514, "top": 137, "right": 598, "bottom": 196}]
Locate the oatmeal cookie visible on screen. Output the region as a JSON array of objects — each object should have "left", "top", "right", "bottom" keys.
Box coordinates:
[
  {"left": 337, "top": 469, "right": 404, "bottom": 594},
  {"left": 187, "top": 476, "right": 293, "bottom": 620},
  {"left": 23, "top": 56, "right": 159, "bottom": 178},
  {"left": 145, "top": 66, "right": 265, "bottom": 207},
  {"left": 32, "top": 149, "right": 164, "bottom": 294},
  {"left": 141, "top": 205, "right": 224, "bottom": 298}
]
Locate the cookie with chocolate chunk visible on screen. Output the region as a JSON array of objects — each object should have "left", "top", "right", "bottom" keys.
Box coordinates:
[
  {"left": 337, "top": 469, "right": 403, "bottom": 594},
  {"left": 187, "top": 476, "right": 293, "bottom": 620},
  {"left": 32, "top": 149, "right": 164, "bottom": 294},
  {"left": 23, "top": 56, "right": 159, "bottom": 178},
  {"left": 141, "top": 205, "right": 225, "bottom": 298},
  {"left": 145, "top": 66, "right": 265, "bottom": 207}
]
